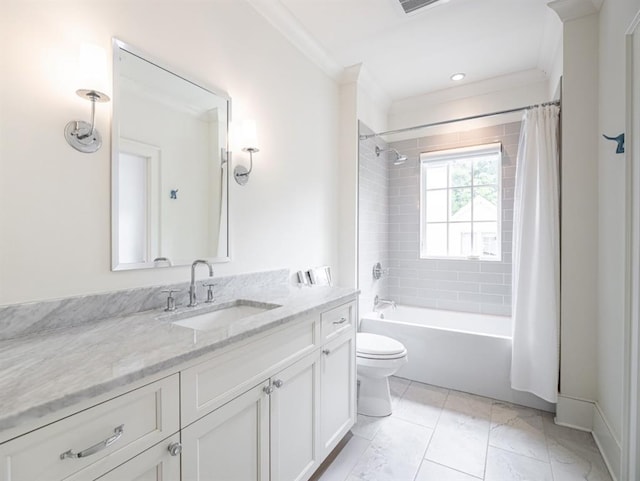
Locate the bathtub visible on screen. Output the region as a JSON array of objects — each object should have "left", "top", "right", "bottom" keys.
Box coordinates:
[{"left": 360, "top": 305, "right": 555, "bottom": 412}]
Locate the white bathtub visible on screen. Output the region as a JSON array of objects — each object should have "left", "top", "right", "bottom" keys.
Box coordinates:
[{"left": 360, "top": 305, "right": 554, "bottom": 412}]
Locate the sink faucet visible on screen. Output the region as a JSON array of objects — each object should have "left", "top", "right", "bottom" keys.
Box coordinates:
[
  {"left": 374, "top": 295, "right": 396, "bottom": 312},
  {"left": 189, "top": 259, "right": 214, "bottom": 307}
]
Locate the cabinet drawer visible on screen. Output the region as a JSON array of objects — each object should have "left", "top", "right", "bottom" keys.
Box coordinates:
[
  {"left": 181, "top": 315, "right": 319, "bottom": 426},
  {"left": 321, "top": 302, "right": 356, "bottom": 343},
  {"left": 0, "top": 374, "right": 179, "bottom": 481}
]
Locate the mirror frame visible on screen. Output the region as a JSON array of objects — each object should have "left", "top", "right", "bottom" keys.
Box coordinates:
[{"left": 111, "top": 38, "right": 232, "bottom": 270}]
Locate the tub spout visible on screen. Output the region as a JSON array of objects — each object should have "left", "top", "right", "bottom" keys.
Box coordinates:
[{"left": 374, "top": 295, "right": 396, "bottom": 312}]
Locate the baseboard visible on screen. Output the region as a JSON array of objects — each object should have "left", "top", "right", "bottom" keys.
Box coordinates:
[
  {"left": 555, "top": 394, "right": 594, "bottom": 431},
  {"left": 555, "top": 395, "right": 621, "bottom": 481},
  {"left": 593, "top": 402, "right": 622, "bottom": 481}
]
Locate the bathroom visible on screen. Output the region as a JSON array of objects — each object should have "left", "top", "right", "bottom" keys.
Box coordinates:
[{"left": 0, "top": 1, "right": 638, "bottom": 481}]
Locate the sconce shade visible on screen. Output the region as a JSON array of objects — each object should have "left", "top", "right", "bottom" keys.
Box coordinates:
[{"left": 78, "top": 43, "right": 109, "bottom": 97}]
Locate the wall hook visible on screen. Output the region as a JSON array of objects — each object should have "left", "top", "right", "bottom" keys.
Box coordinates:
[
  {"left": 602, "top": 133, "right": 625, "bottom": 154},
  {"left": 170, "top": 189, "right": 179, "bottom": 199}
]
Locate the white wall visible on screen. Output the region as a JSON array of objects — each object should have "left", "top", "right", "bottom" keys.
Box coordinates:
[
  {"left": 387, "top": 69, "right": 551, "bottom": 139},
  {"left": 0, "top": 0, "right": 340, "bottom": 305},
  {"left": 336, "top": 64, "right": 389, "bottom": 290},
  {"left": 558, "top": 13, "right": 600, "bottom": 406}
]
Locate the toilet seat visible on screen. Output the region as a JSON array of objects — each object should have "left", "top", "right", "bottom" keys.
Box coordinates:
[{"left": 356, "top": 333, "right": 407, "bottom": 360}]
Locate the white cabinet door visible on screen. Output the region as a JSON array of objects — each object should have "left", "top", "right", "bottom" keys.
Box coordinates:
[
  {"left": 95, "top": 434, "right": 181, "bottom": 481},
  {"left": 320, "top": 333, "right": 356, "bottom": 456},
  {"left": 181, "top": 382, "right": 270, "bottom": 481},
  {"left": 270, "top": 351, "right": 321, "bottom": 481}
]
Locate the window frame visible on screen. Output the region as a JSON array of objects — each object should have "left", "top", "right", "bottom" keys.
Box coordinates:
[{"left": 419, "top": 142, "right": 503, "bottom": 261}]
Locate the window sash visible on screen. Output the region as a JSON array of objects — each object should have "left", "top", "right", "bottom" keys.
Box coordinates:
[{"left": 420, "top": 143, "right": 502, "bottom": 260}]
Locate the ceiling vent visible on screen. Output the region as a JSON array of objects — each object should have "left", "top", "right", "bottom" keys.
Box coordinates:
[{"left": 398, "top": 0, "right": 442, "bottom": 14}]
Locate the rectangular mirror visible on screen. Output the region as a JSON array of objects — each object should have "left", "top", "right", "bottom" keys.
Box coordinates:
[{"left": 111, "top": 38, "right": 230, "bottom": 270}]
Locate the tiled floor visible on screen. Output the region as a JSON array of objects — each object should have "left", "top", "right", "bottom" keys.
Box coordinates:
[{"left": 316, "top": 378, "right": 613, "bottom": 481}]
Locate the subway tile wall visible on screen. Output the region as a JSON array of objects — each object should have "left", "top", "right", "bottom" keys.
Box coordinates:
[
  {"left": 386, "top": 122, "right": 522, "bottom": 316},
  {"left": 358, "top": 122, "right": 390, "bottom": 316}
]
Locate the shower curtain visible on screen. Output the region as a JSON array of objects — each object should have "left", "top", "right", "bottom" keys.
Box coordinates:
[{"left": 511, "top": 104, "right": 560, "bottom": 404}]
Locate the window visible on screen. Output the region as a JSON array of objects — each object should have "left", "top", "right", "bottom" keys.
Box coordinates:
[{"left": 420, "top": 142, "right": 502, "bottom": 260}]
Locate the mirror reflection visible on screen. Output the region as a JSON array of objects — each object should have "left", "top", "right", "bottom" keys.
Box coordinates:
[{"left": 111, "top": 39, "right": 230, "bottom": 270}]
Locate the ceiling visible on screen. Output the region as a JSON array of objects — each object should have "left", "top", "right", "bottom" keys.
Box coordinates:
[{"left": 252, "top": 0, "right": 562, "bottom": 101}]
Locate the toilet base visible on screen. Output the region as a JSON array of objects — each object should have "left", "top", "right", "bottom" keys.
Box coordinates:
[{"left": 357, "top": 375, "right": 392, "bottom": 417}]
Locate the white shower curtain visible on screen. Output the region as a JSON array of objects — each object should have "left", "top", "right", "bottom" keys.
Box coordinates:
[{"left": 511, "top": 104, "right": 560, "bottom": 403}]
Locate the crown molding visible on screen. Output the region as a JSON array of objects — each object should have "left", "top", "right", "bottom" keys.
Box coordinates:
[
  {"left": 246, "top": 0, "right": 343, "bottom": 79},
  {"left": 547, "top": 0, "right": 603, "bottom": 22}
]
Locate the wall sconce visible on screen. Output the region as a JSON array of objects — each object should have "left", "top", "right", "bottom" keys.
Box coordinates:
[
  {"left": 233, "top": 120, "right": 259, "bottom": 186},
  {"left": 64, "top": 44, "right": 110, "bottom": 154}
]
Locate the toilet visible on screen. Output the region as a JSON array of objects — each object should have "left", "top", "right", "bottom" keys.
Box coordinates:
[{"left": 356, "top": 332, "right": 408, "bottom": 417}]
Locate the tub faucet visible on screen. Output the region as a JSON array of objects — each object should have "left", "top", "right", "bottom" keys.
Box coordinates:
[
  {"left": 374, "top": 295, "right": 396, "bottom": 312},
  {"left": 189, "top": 259, "right": 214, "bottom": 307}
]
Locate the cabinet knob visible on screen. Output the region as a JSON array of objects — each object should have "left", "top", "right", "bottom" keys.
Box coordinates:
[
  {"left": 168, "top": 442, "right": 182, "bottom": 456},
  {"left": 263, "top": 385, "right": 275, "bottom": 395},
  {"left": 273, "top": 379, "right": 284, "bottom": 388},
  {"left": 322, "top": 349, "right": 331, "bottom": 355}
]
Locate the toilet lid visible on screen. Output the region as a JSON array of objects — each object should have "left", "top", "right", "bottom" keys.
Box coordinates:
[{"left": 357, "top": 332, "right": 406, "bottom": 356}]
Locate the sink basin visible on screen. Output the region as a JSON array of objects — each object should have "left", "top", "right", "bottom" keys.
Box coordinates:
[{"left": 172, "top": 300, "right": 280, "bottom": 331}]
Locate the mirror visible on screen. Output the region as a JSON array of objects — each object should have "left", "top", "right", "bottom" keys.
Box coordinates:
[{"left": 111, "top": 39, "right": 230, "bottom": 270}]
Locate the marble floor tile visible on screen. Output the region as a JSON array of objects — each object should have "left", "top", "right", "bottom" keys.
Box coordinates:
[
  {"left": 485, "top": 446, "right": 553, "bottom": 481},
  {"left": 424, "top": 391, "right": 492, "bottom": 478},
  {"left": 542, "top": 415, "right": 612, "bottom": 480},
  {"left": 325, "top": 380, "right": 614, "bottom": 481},
  {"left": 415, "top": 460, "right": 482, "bottom": 480},
  {"left": 389, "top": 376, "right": 411, "bottom": 405},
  {"left": 315, "top": 435, "right": 370, "bottom": 481},
  {"left": 350, "top": 414, "right": 390, "bottom": 441},
  {"left": 489, "top": 401, "right": 549, "bottom": 462},
  {"left": 547, "top": 438, "right": 613, "bottom": 481},
  {"left": 350, "top": 417, "right": 433, "bottom": 481},
  {"left": 393, "top": 382, "right": 448, "bottom": 428},
  {"left": 444, "top": 389, "right": 494, "bottom": 419}
]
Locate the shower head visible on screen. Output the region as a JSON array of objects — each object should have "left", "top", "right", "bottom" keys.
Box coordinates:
[{"left": 375, "top": 146, "right": 407, "bottom": 165}]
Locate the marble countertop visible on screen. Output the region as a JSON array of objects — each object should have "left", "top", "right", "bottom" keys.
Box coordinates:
[{"left": 0, "top": 285, "right": 357, "bottom": 433}]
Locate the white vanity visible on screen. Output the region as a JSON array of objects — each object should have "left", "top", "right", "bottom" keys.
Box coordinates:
[{"left": 0, "top": 283, "right": 357, "bottom": 481}]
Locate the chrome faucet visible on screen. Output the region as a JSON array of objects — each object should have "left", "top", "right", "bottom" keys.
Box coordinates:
[
  {"left": 188, "top": 259, "right": 214, "bottom": 307},
  {"left": 374, "top": 295, "right": 396, "bottom": 312}
]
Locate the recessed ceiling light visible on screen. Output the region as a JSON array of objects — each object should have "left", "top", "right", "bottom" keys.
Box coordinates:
[{"left": 450, "top": 73, "right": 466, "bottom": 81}]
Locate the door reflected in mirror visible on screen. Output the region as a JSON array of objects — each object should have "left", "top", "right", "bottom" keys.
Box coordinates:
[{"left": 112, "top": 39, "right": 230, "bottom": 270}]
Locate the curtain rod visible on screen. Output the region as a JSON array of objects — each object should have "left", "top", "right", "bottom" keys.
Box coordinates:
[{"left": 358, "top": 100, "right": 561, "bottom": 140}]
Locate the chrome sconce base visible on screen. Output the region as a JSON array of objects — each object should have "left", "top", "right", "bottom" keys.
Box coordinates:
[
  {"left": 65, "top": 89, "right": 110, "bottom": 154},
  {"left": 234, "top": 147, "right": 259, "bottom": 186},
  {"left": 64, "top": 120, "right": 102, "bottom": 153}
]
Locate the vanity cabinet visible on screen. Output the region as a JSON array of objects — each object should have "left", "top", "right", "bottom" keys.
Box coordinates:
[{"left": 0, "top": 297, "right": 357, "bottom": 481}]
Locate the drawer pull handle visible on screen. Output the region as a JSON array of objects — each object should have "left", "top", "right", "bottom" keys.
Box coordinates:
[
  {"left": 273, "top": 379, "right": 284, "bottom": 388},
  {"left": 333, "top": 317, "right": 348, "bottom": 325},
  {"left": 168, "top": 442, "right": 183, "bottom": 456},
  {"left": 322, "top": 349, "right": 331, "bottom": 355},
  {"left": 60, "top": 424, "right": 125, "bottom": 460}
]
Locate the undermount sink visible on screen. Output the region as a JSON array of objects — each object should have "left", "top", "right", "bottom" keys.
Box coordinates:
[{"left": 171, "top": 299, "right": 281, "bottom": 331}]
